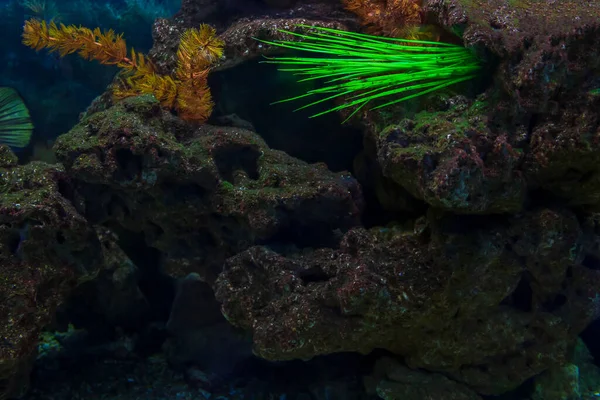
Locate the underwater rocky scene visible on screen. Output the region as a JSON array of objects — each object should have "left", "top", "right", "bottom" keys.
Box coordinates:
[{"left": 1, "top": 0, "right": 600, "bottom": 399}]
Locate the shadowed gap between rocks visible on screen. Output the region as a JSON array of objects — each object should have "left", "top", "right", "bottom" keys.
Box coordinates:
[
  {"left": 208, "top": 59, "right": 430, "bottom": 227},
  {"left": 107, "top": 225, "right": 175, "bottom": 322},
  {"left": 208, "top": 60, "right": 364, "bottom": 173}
]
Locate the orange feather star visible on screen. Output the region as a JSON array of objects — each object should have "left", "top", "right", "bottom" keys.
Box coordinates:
[{"left": 22, "top": 19, "right": 224, "bottom": 124}]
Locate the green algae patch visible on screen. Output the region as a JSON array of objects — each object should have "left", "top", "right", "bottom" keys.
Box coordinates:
[
  {"left": 376, "top": 97, "right": 525, "bottom": 214},
  {"left": 53, "top": 96, "right": 363, "bottom": 283}
]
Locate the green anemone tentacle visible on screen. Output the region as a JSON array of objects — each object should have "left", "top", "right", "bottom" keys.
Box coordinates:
[{"left": 257, "top": 25, "right": 481, "bottom": 121}]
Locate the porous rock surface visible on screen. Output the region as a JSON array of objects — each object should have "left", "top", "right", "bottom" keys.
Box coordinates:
[
  {"left": 149, "top": 0, "right": 355, "bottom": 74},
  {"left": 375, "top": 97, "right": 526, "bottom": 214},
  {"left": 364, "top": 0, "right": 600, "bottom": 214},
  {"left": 54, "top": 95, "right": 364, "bottom": 283},
  {"left": 8, "top": 0, "right": 600, "bottom": 398},
  {"left": 0, "top": 146, "right": 103, "bottom": 400},
  {"left": 215, "top": 208, "right": 600, "bottom": 394}
]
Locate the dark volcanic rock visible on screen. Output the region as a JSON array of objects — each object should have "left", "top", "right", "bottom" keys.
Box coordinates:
[
  {"left": 215, "top": 208, "right": 600, "bottom": 395},
  {"left": 53, "top": 95, "right": 364, "bottom": 283},
  {"left": 149, "top": 0, "right": 355, "bottom": 75},
  {"left": 356, "top": 0, "right": 600, "bottom": 214},
  {"left": 523, "top": 97, "right": 600, "bottom": 207},
  {"left": 20, "top": 2, "right": 600, "bottom": 399},
  {"left": 424, "top": 0, "right": 600, "bottom": 114},
  {"left": 0, "top": 151, "right": 103, "bottom": 399},
  {"left": 365, "top": 357, "right": 482, "bottom": 400},
  {"left": 65, "top": 227, "right": 151, "bottom": 330},
  {"left": 165, "top": 273, "right": 252, "bottom": 375},
  {"left": 376, "top": 97, "right": 525, "bottom": 214}
]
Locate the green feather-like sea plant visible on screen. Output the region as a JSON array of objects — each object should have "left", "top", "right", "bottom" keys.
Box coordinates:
[{"left": 258, "top": 25, "right": 481, "bottom": 121}]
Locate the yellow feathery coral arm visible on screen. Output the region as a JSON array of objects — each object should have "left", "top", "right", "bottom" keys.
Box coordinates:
[
  {"left": 176, "top": 83, "right": 214, "bottom": 123},
  {"left": 138, "top": 75, "right": 179, "bottom": 109},
  {"left": 93, "top": 29, "right": 129, "bottom": 65},
  {"left": 179, "top": 25, "right": 224, "bottom": 64},
  {"left": 172, "top": 24, "right": 223, "bottom": 122},
  {"left": 22, "top": 18, "right": 223, "bottom": 124},
  {"left": 21, "top": 18, "right": 134, "bottom": 67},
  {"left": 22, "top": 19, "right": 51, "bottom": 51}
]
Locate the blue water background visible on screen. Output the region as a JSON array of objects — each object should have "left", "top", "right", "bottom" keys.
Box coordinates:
[{"left": 0, "top": 0, "right": 180, "bottom": 146}]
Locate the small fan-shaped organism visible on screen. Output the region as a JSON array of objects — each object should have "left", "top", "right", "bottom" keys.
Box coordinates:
[
  {"left": 0, "top": 87, "right": 34, "bottom": 148},
  {"left": 258, "top": 25, "right": 481, "bottom": 121}
]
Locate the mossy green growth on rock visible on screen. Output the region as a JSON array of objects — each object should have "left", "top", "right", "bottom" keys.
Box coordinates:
[
  {"left": 0, "top": 150, "right": 103, "bottom": 400},
  {"left": 0, "top": 144, "right": 18, "bottom": 167},
  {"left": 375, "top": 96, "right": 525, "bottom": 214},
  {"left": 54, "top": 96, "right": 364, "bottom": 283}
]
